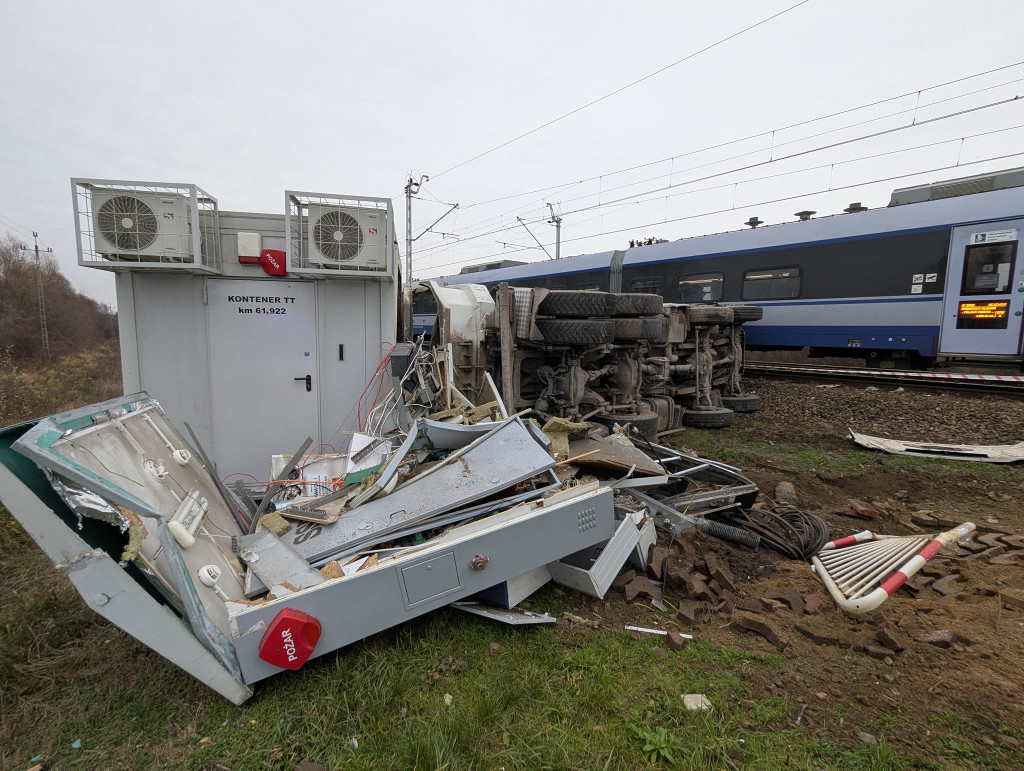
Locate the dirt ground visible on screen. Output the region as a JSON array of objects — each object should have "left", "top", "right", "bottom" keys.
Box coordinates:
[{"left": 554, "top": 375, "right": 1024, "bottom": 767}]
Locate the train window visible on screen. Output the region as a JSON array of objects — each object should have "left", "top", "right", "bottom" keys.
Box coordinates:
[
  {"left": 412, "top": 293, "right": 437, "bottom": 314},
  {"left": 960, "top": 242, "right": 1016, "bottom": 295},
  {"left": 678, "top": 273, "right": 724, "bottom": 303},
  {"left": 743, "top": 267, "right": 801, "bottom": 300},
  {"left": 577, "top": 282, "right": 600, "bottom": 290},
  {"left": 630, "top": 277, "right": 662, "bottom": 294}
]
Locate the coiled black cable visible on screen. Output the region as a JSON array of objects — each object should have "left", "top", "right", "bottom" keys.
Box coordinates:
[{"left": 717, "top": 504, "right": 831, "bottom": 561}]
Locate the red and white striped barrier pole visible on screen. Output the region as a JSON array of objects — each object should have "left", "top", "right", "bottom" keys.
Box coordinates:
[{"left": 812, "top": 522, "right": 976, "bottom": 614}]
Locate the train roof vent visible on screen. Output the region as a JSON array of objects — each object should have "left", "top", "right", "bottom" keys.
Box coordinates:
[
  {"left": 888, "top": 166, "right": 1024, "bottom": 206},
  {"left": 795, "top": 210, "right": 816, "bottom": 221},
  {"left": 744, "top": 216, "right": 763, "bottom": 228},
  {"left": 843, "top": 202, "right": 868, "bottom": 213}
]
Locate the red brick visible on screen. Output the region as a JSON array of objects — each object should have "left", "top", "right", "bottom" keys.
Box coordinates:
[
  {"left": 736, "top": 599, "right": 763, "bottom": 614},
  {"left": 795, "top": 624, "right": 841, "bottom": 646},
  {"left": 930, "top": 574, "right": 962, "bottom": 598},
  {"left": 666, "top": 631, "right": 687, "bottom": 651},
  {"left": 676, "top": 600, "right": 698, "bottom": 625},
  {"left": 765, "top": 588, "right": 805, "bottom": 614},
  {"left": 703, "top": 553, "right": 738, "bottom": 594},
  {"left": 915, "top": 629, "right": 955, "bottom": 648},
  {"left": 732, "top": 615, "right": 787, "bottom": 652},
  {"left": 611, "top": 570, "right": 636, "bottom": 592},
  {"left": 647, "top": 546, "right": 669, "bottom": 580},
  {"left": 875, "top": 628, "right": 905, "bottom": 653},
  {"left": 802, "top": 594, "right": 822, "bottom": 615},
  {"left": 624, "top": 576, "right": 663, "bottom": 603}
]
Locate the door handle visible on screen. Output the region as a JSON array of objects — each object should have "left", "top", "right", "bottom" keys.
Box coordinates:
[{"left": 294, "top": 374, "right": 312, "bottom": 392}]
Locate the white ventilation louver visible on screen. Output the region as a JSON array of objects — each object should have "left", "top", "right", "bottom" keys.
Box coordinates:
[
  {"left": 91, "top": 190, "right": 190, "bottom": 260},
  {"left": 306, "top": 205, "right": 386, "bottom": 269}
]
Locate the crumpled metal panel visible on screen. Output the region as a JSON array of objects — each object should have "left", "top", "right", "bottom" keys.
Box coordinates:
[
  {"left": 286, "top": 416, "right": 555, "bottom": 564},
  {"left": 849, "top": 429, "right": 1024, "bottom": 463}
]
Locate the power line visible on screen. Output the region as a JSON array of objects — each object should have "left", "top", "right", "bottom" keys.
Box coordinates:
[
  {"left": 429, "top": 0, "right": 812, "bottom": 181},
  {"left": 416, "top": 62, "right": 1024, "bottom": 249},
  {"left": 413, "top": 95, "right": 1023, "bottom": 259},
  {"left": 423, "top": 150, "right": 1024, "bottom": 273}
]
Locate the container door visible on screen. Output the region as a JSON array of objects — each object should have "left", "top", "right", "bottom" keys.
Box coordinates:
[
  {"left": 938, "top": 220, "right": 1024, "bottom": 357},
  {"left": 207, "top": 278, "right": 319, "bottom": 478}
]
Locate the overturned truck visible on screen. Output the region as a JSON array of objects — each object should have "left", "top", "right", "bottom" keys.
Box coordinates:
[{"left": 424, "top": 282, "right": 764, "bottom": 433}]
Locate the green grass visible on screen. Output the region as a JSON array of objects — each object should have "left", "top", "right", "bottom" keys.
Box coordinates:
[{"left": 677, "top": 421, "right": 1024, "bottom": 482}]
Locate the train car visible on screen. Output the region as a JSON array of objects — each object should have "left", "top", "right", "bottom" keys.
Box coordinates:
[{"left": 426, "top": 167, "right": 1024, "bottom": 367}]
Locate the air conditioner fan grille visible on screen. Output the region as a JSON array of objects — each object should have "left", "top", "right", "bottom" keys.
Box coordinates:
[
  {"left": 312, "top": 209, "right": 363, "bottom": 262},
  {"left": 97, "top": 195, "right": 159, "bottom": 251}
]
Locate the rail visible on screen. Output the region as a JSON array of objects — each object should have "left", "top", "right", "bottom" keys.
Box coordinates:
[{"left": 745, "top": 361, "right": 1024, "bottom": 394}]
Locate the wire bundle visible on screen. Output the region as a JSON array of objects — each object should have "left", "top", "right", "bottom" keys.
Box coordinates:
[{"left": 723, "top": 504, "right": 831, "bottom": 561}]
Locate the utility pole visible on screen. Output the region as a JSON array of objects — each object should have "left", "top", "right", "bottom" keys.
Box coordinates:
[
  {"left": 404, "top": 174, "right": 428, "bottom": 287},
  {"left": 547, "top": 203, "right": 562, "bottom": 261},
  {"left": 19, "top": 232, "right": 51, "bottom": 357}
]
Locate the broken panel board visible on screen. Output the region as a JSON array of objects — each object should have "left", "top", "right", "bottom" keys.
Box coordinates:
[
  {"left": 230, "top": 485, "right": 615, "bottom": 684},
  {"left": 547, "top": 510, "right": 644, "bottom": 598},
  {"left": 849, "top": 429, "right": 1024, "bottom": 463},
  {"left": 284, "top": 416, "right": 555, "bottom": 564}
]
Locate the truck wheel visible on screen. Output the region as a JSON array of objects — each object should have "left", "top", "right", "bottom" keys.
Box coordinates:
[
  {"left": 536, "top": 318, "right": 615, "bottom": 345},
  {"left": 686, "top": 305, "right": 734, "bottom": 325},
  {"left": 613, "top": 293, "right": 664, "bottom": 316},
  {"left": 720, "top": 393, "right": 762, "bottom": 413},
  {"left": 613, "top": 316, "right": 666, "bottom": 341},
  {"left": 681, "top": 406, "right": 735, "bottom": 428},
  {"left": 537, "top": 290, "right": 616, "bottom": 317},
  {"left": 593, "top": 409, "right": 660, "bottom": 439},
  {"left": 730, "top": 305, "right": 763, "bottom": 322}
]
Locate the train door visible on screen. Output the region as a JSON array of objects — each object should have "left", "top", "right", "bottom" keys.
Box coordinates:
[{"left": 938, "top": 220, "right": 1024, "bottom": 358}]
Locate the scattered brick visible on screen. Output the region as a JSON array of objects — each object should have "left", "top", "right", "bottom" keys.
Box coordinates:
[
  {"left": 978, "top": 532, "right": 1005, "bottom": 548},
  {"left": 665, "top": 567, "right": 688, "bottom": 590},
  {"left": 1000, "top": 592, "right": 1024, "bottom": 611},
  {"left": 647, "top": 546, "right": 669, "bottom": 580},
  {"left": 732, "top": 615, "right": 787, "bottom": 652},
  {"left": 898, "top": 517, "right": 925, "bottom": 533},
  {"left": 666, "top": 631, "right": 688, "bottom": 651},
  {"left": 843, "top": 498, "right": 881, "bottom": 520},
  {"left": 708, "top": 579, "right": 723, "bottom": 597},
  {"left": 703, "top": 553, "right": 737, "bottom": 593},
  {"left": 931, "top": 574, "right": 962, "bottom": 598},
  {"left": 736, "top": 599, "right": 763, "bottom": 614},
  {"left": 854, "top": 644, "right": 894, "bottom": 660},
  {"left": 624, "top": 576, "right": 663, "bottom": 603},
  {"left": 683, "top": 575, "right": 715, "bottom": 603},
  {"left": 676, "top": 527, "right": 696, "bottom": 544},
  {"left": 915, "top": 629, "right": 955, "bottom": 648},
  {"left": 802, "top": 594, "right": 822, "bottom": 615},
  {"left": 876, "top": 628, "right": 906, "bottom": 653},
  {"left": 968, "top": 545, "right": 1007, "bottom": 563},
  {"left": 611, "top": 570, "right": 637, "bottom": 592},
  {"left": 766, "top": 588, "right": 805, "bottom": 614},
  {"left": 759, "top": 597, "right": 788, "bottom": 613},
  {"left": 794, "top": 624, "right": 841, "bottom": 646},
  {"left": 717, "top": 599, "right": 735, "bottom": 615},
  {"left": 903, "top": 575, "right": 933, "bottom": 595},
  {"left": 988, "top": 550, "right": 1024, "bottom": 565},
  {"left": 677, "top": 600, "right": 698, "bottom": 625}
]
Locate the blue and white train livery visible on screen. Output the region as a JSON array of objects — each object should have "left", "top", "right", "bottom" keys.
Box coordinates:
[{"left": 420, "top": 167, "right": 1024, "bottom": 366}]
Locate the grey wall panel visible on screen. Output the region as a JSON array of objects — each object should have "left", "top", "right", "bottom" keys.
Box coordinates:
[{"left": 129, "top": 273, "right": 215, "bottom": 458}]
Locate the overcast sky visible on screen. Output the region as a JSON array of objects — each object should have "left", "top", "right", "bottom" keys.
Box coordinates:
[{"left": 2, "top": 0, "right": 1024, "bottom": 307}]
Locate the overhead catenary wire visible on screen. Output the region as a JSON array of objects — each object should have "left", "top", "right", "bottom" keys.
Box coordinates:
[
  {"left": 413, "top": 61, "right": 1024, "bottom": 252},
  {"left": 415, "top": 92, "right": 1024, "bottom": 264},
  {"left": 427, "top": 148, "right": 1024, "bottom": 270},
  {"left": 428, "top": 0, "right": 813, "bottom": 181}
]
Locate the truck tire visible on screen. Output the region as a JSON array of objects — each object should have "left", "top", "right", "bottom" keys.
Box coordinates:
[
  {"left": 537, "top": 290, "right": 616, "bottom": 318},
  {"left": 720, "top": 393, "right": 762, "bottom": 413},
  {"left": 613, "top": 293, "right": 664, "bottom": 316},
  {"left": 613, "top": 316, "right": 666, "bottom": 341},
  {"left": 536, "top": 318, "right": 615, "bottom": 345},
  {"left": 593, "top": 409, "right": 660, "bottom": 439},
  {"left": 730, "top": 305, "right": 763, "bottom": 322},
  {"left": 681, "top": 406, "right": 735, "bottom": 428},
  {"left": 686, "top": 305, "right": 734, "bottom": 325}
]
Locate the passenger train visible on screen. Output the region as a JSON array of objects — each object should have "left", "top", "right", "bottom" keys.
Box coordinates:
[{"left": 416, "top": 167, "right": 1024, "bottom": 367}]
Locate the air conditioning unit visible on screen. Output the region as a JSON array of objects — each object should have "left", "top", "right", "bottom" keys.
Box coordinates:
[
  {"left": 306, "top": 205, "right": 386, "bottom": 269},
  {"left": 91, "top": 190, "right": 190, "bottom": 260}
]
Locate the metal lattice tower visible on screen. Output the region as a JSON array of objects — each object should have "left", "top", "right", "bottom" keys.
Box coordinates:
[{"left": 20, "top": 232, "right": 51, "bottom": 357}]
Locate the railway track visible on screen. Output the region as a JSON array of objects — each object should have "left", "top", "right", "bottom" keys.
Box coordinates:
[{"left": 745, "top": 361, "right": 1024, "bottom": 395}]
